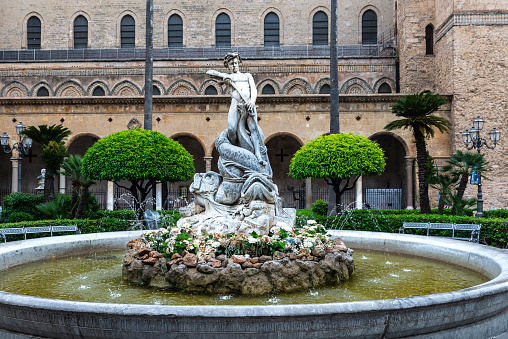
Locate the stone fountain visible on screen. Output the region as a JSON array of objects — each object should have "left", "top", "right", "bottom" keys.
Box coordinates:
[{"left": 122, "top": 53, "right": 354, "bottom": 294}]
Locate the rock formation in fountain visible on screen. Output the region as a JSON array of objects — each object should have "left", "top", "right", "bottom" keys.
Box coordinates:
[{"left": 178, "top": 53, "right": 295, "bottom": 235}]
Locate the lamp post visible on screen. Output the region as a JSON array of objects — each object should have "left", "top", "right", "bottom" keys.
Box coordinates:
[
  {"left": 462, "top": 116, "right": 501, "bottom": 218},
  {"left": 1, "top": 122, "right": 33, "bottom": 192}
]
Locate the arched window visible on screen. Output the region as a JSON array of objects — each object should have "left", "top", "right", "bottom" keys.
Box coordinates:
[
  {"left": 264, "top": 12, "right": 279, "bottom": 47},
  {"left": 92, "top": 87, "right": 105, "bottom": 96},
  {"left": 74, "top": 15, "right": 88, "bottom": 49},
  {"left": 27, "top": 16, "right": 42, "bottom": 50},
  {"left": 425, "top": 24, "right": 434, "bottom": 55},
  {"left": 262, "top": 84, "right": 275, "bottom": 94},
  {"left": 168, "top": 14, "right": 183, "bottom": 48},
  {"left": 313, "top": 11, "right": 328, "bottom": 46},
  {"left": 204, "top": 86, "right": 218, "bottom": 95},
  {"left": 362, "top": 10, "right": 377, "bottom": 45},
  {"left": 319, "top": 84, "right": 331, "bottom": 94},
  {"left": 121, "top": 15, "right": 135, "bottom": 48},
  {"left": 216, "top": 13, "right": 231, "bottom": 47},
  {"left": 378, "top": 83, "right": 392, "bottom": 93},
  {"left": 153, "top": 85, "right": 161, "bottom": 95},
  {"left": 37, "top": 87, "right": 49, "bottom": 97}
]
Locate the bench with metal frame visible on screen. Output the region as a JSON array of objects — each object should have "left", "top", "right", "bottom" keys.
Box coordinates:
[
  {"left": 0, "top": 225, "right": 80, "bottom": 243},
  {"left": 399, "top": 222, "right": 481, "bottom": 243}
]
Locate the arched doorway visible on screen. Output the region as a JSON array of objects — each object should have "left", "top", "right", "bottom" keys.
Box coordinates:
[
  {"left": 66, "top": 134, "right": 107, "bottom": 207},
  {"left": 167, "top": 135, "right": 206, "bottom": 209},
  {"left": 266, "top": 134, "right": 305, "bottom": 208},
  {"left": 364, "top": 133, "right": 408, "bottom": 209}
]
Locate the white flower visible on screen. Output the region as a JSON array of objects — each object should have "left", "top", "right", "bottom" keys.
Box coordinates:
[
  {"left": 270, "top": 226, "right": 281, "bottom": 234},
  {"left": 211, "top": 241, "right": 221, "bottom": 248},
  {"left": 307, "top": 220, "right": 317, "bottom": 225},
  {"left": 193, "top": 240, "right": 200, "bottom": 247},
  {"left": 248, "top": 237, "right": 258, "bottom": 244},
  {"left": 303, "top": 240, "right": 314, "bottom": 248},
  {"left": 276, "top": 221, "right": 292, "bottom": 232}
]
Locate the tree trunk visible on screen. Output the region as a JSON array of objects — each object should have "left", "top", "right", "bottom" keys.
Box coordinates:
[
  {"left": 438, "top": 196, "right": 445, "bottom": 215},
  {"left": 414, "top": 129, "right": 431, "bottom": 214},
  {"left": 69, "top": 180, "right": 80, "bottom": 218},
  {"left": 456, "top": 173, "right": 469, "bottom": 201},
  {"left": 43, "top": 175, "right": 55, "bottom": 202},
  {"left": 76, "top": 185, "right": 89, "bottom": 219}
]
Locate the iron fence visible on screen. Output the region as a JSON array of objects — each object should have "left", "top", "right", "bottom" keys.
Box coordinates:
[{"left": 0, "top": 44, "right": 394, "bottom": 63}]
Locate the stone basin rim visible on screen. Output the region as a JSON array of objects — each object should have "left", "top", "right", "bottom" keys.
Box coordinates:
[{"left": 0, "top": 230, "right": 507, "bottom": 318}]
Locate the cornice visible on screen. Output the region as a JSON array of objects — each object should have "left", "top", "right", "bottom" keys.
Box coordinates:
[{"left": 0, "top": 94, "right": 453, "bottom": 106}]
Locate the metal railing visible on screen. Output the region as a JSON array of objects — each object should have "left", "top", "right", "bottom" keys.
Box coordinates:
[{"left": 0, "top": 44, "right": 395, "bottom": 63}]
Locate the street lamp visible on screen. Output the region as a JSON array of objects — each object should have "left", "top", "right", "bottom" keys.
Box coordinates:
[
  {"left": 1, "top": 122, "right": 33, "bottom": 192},
  {"left": 462, "top": 116, "right": 501, "bottom": 218}
]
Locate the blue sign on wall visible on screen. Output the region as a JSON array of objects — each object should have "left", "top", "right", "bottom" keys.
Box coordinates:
[{"left": 470, "top": 170, "right": 480, "bottom": 185}]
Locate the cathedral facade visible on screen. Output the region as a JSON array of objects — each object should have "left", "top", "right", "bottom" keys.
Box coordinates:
[{"left": 0, "top": 0, "right": 505, "bottom": 209}]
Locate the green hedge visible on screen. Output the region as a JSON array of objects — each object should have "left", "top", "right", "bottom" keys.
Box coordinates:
[
  {"left": 297, "top": 209, "right": 508, "bottom": 249},
  {"left": 1, "top": 193, "right": 44, "bottom": 223}
]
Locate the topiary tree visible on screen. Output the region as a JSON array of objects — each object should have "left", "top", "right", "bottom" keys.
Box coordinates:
[
  {"left": 82, "top": 128, "right": 195, "bottom": 219},
  {"left": 289, "top": 133, "right": 386, "bottom": 214}
]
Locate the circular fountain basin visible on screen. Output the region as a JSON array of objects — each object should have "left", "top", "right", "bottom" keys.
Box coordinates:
[{"left": 0, "top": 230, "right": 507, "bottom": 339}]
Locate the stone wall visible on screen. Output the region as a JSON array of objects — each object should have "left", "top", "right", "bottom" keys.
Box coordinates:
[{"left": 0, "top": 0, "right": 394, "bottom": 49}]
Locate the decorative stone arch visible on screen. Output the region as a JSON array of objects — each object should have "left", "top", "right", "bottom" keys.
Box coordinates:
[
  {"left": 69, "top": 10, "right": 92, "bottom": 49},
  {"left": 30, "top": 82, "right": 54, "bottom": 97},
  {"left": 257, "top": 79, "right": 281, "bottom": 95},
  {"left": 171, "top": 133, "right": 207, "bottom": 174},
  {"left": 373, "top": 77, "right": 396, "bottom": 93},
  {"left": 127, "top": 118, "right": 142, "bottom": 130},
  {"left": 167, "top": 79, "right": 198, "bottom": 96},
  {"left": 55, "top": 80, "right": 86, "bottom": 97},
  {"left": 87, "top": 81, "right": 110, "bottom": 96},
  {"left": 163, "top": 9, "right": 187, "bottom": 48},
  {"left": 309, "top": 7, "right": 331, "bottom": 45},
  {"left": 116, "top": 10, "right": 139, "bottom": 48},
  {"left": 340, "top": 77, "right": 373, "bottom": 94},
  {"left": 111, "top": 80, "right": 141, "bottom": 96},
  {"left": 1, "top": 81, "right": 29, "bottom": 97},
  {"left": 314, "top": 77, "right": 331, "bottom": 94},
  {"left": 358, "top": 5, "right": 381, "bottom": 45},
  {"left": 142, "top": 80, "right": 166, "bottom": 95},
  {"left": 211, "top": 8, "right": 236, "bottom": 47},
  {"left": 265, "top": 132, "right": 304, "bottom": 147},
  {"left": 199, "top": 79, "right": 223, "bottom": 95},
  {"left": 282, "top": 78, "right": 312, "bottom": 95},
  {"left": 259, "top": 7, "right": 284, "bottom": 46},
  {"left": 368, "top": 131, "right": 410, "bottom": 156},
  {"left": 22, "top": 12, "right": 44, "bottom": 49},
  {"left": 65, "top": 132, "right": 101, "bottom": 149}
]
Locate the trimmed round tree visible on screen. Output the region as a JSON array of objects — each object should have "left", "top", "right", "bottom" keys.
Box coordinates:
[
  {"left": 82, "top": 128, "right": 195, "bottom": 218},
  {"left": 289, "top": 133, "right": 385, "bottom": 213}
]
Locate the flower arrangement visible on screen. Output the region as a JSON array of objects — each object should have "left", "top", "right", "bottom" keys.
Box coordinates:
[{"left": 143, "top": 220, "right": 334, "bottom": 259}]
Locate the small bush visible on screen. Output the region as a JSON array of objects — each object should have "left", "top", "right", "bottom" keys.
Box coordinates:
[
  {"left": 2, "top": 193, "right": 44, "bottom": 222},
  {"left": 311, "top": 200, "right": 328, "bottom": 216}
]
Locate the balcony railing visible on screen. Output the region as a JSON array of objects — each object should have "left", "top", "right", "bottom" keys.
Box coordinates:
[{"left": 0, "top": 44, "right": 394, "bottom": 63}]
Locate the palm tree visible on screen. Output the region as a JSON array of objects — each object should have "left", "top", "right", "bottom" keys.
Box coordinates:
[
  {"left": 75, "top": 174, "right": 97, "bottom": 220},
  {"left": 428, "top": 170, "right": 457, "bottom": 215},
  {"left": 443, "top": 150, "right": 488, "bottom": 214},
  {"left": 59, "top": 154, "right": 83, "bottom": 218},
  {"left": 384, "top": 91, "right": 450, "bottom": 214},
  {"left": 21, "top": 124, "right": 71, "bottom": 202}
]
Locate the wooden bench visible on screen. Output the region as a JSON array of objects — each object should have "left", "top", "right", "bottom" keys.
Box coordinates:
[
  {"left": 399, "top": 222, "right": 481, "bottom": 243},
  {"left": 0, "top": 225, "right": 80, "bottom": 243}
]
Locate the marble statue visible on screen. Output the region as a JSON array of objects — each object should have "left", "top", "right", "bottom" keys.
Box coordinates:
[
  {"left": 178, "top": 53, "right": 295, "bottom": 234},
  {"left": 35, "top": 169, "right": 46, "bottom": 191}
]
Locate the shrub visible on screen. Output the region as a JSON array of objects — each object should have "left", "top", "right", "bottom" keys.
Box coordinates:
[
  {"left": 2, "top": 193, "right": 44, "bottom": 222},
  {"left": 311, "top": 200, "right": 328, "bottom": 216},
  {"left": 36, "top": 194, "right": 72, "bottom": 220}
]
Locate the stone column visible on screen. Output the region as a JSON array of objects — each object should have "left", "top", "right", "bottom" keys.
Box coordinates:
[
  {"left": 156, "top": 182, "right": 162, "bottom": 210},
  {"left": 305, "top": 178, "right": 312, "bottom": 209},
  {"left": 11, "top": 157, "right": 19, "bottom": 193},
  {"left": 405, "top": 157, "right": 414, "bottom": 210},
  {"left": 107, "top": 181, "right": 114, "bottom": 211},
  {"left": 204, "top": 156, "right": 213, "bottom": 172},
  {"left": 59, "top": 173, "right": 66, "bottom": 194},
  {"left": 355, "top": 176, "right": 363, "bottom": 209}
]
